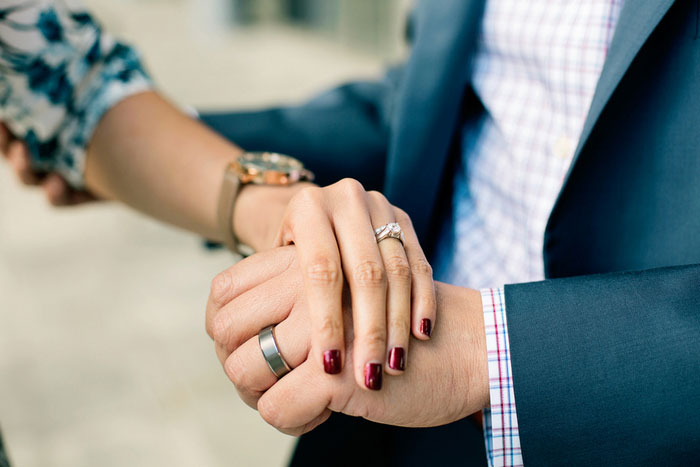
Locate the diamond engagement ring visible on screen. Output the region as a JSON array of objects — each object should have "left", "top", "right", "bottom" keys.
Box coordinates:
[{"left": 374, "top": 222, "right": 405, "bottom": 247}]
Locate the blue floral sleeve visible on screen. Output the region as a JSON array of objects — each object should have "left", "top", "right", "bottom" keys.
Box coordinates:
[{"left": 0, "top": 0, "right": 153, "bottom": 187}]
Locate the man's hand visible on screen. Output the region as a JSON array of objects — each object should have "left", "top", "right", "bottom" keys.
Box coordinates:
[
  {"left": 206, "top": 246, "right": 489, "bottom": 436},
  {"left": 0, "top": 123, "right": 99, "bottom": 206}
]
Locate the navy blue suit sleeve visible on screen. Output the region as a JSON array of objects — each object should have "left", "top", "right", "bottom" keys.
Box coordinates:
[
  {"left": 198, "top": 71, "right": 401, "bottom": 191},
  {"left": 504, "top": 264, "right": 700, "bottom": 465}
]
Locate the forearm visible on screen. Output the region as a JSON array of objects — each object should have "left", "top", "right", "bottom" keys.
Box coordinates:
[
  {"left": 85, "top": 91, "right": 243, "bottom": 241},
  {"left": 0, "top": 3, "right": 306, "bottom": 244}
]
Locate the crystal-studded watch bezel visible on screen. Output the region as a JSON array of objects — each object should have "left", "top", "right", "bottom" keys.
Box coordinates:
[{"left": 234, "top": 152, "right": 313, "bottom": 185}]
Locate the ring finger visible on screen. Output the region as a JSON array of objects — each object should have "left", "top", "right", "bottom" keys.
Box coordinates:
[
  {"left": 367, "top": 192, "right": 411, "bottom": 375},
  {"left": 224, "top": 307, "right": 311, "bottom": 408}
]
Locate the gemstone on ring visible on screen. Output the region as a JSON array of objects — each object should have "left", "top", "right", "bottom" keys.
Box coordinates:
[{"left": 374, "top": 222, "right": 405, "bottom": 247}]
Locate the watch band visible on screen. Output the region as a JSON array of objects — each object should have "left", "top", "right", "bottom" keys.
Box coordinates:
[{"left": 217, "top": 162, "right": 242, "bottom": 253}]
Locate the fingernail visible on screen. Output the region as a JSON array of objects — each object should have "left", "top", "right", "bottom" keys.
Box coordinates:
[
  {"left": 323, "top": 350, "right": 341, "bottom": 374},
  {"left": 388, "top": 347, "right": 405, "bottom": 371},
  {"left": 420, "top": 318, "right": 432, "bottom": 337},
  {"left": 364, "top": 363, "right": 383, "bottom": 390}
]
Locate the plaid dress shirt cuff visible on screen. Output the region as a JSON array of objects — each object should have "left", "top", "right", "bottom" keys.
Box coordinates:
[{"left": 481, "top": 287, "right": 523, "bottom": 467}]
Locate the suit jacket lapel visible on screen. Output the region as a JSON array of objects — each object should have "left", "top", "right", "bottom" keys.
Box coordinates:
[
  {"left": 387, "top": 1, "right": 675, "bottom": 242},
  {"left": 384, "top": 0, "right": 485, "bottom": 240},
  {"left": 552, "top": 0, "right": 676, "bottom": 210}
]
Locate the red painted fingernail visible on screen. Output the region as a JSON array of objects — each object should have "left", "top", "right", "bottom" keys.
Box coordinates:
[
  {"left": 364, "top": 363, "right": 383, "bottom": 390},
  {"left": 388, "top": 347, "right": 405, "bottom": 371},
  {"left": 323, "top": 350, "right": 341, "bottom": 374},
  {"left": 420, "top": 318, "right": 432, "bottom": 337}
]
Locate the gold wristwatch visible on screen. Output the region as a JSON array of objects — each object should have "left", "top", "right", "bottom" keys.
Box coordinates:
[{"left": 217, "top": 151, "right": 314, "bottom": 256}]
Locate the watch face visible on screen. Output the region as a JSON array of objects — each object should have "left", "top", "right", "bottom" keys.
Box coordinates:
[
  {"left": 236, "top": 152, "right": 311, "bottom": 185},
  {"left": 240, "top": 152, "right": 302, "bottom": 173}
]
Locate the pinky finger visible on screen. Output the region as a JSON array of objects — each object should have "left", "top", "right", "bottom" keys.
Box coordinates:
[
  {"left": 394, "top": 208, "right": 436, "bottom": 340},
  {"left": 215, "top": 342, "right": 229, "bottom": 366}
]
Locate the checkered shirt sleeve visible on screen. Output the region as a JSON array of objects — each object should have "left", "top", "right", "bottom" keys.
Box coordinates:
[{"left": 481, "top": 287, "right": 523, "bottom": 467}]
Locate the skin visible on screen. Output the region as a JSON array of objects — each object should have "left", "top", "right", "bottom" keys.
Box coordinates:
[
  {"left": 0, "top": 123, "right": 98, "bottom": 206},
  {"left": 206, "top": 246, "right": 490, "bottom": 435},
  {"left": 1, "top": 90, "right": 436, "bottom": 388},
  {"left": 271, "top": 180, "right": 437, "bottom": 385}
]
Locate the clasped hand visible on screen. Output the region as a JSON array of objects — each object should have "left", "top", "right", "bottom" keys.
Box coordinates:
[
  {"left": 235, "top": 179, "right": 438, "bottom": 387},
  {"left": 206, "top": 180, "right": 490, "bottom": 435}
]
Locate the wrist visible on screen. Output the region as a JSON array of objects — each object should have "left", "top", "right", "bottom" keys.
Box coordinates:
[
  {"left": 435, "top": 282, "right": 490, "bottom": 417},
  {"left": 462, "top": 286, "right": 490, "bottom": 411}
]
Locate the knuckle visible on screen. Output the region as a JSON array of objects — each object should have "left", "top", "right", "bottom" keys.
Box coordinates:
[
  {"left": 224, "top": 351, "right": 248, "bottom": 389},
  {"left": 205, "top": 314, "right": 216, "bottom": 340},
  {"left": 210, "top": 271, "right": 234, "bottom": 307},
  {"left": 416, "top": 293, "right": 438, "bottom": 315},
  {"left": 394, "top": 207, "right": 411, "bottom": 224},
  {"left": 317, "top": 314, "right": 343, "bottom": 340},
  {"left": 353, "top": 260, "right": 386, "bottom": 288},
  {"left": 236, "top": 386, "right": 262, "bottom": 410},
  {"left": 384, "top": 255, "right": 411, "bottom": 283},
  {"left": 227, "top": 351, "right": 267, "bottom": 395},
  {"left": 337, "top": 177, "right": 364, "bottom": 191},
  {"left": 367, "top": 190, "right": 388, "bottom": 204},
  {"left": 336, "top": 178, "right": 365, "bottom": 199},
  {"left": 388, "top": 316, "right": 410, "bottom": 334},
  {"left": 411, "top": 258, "right": 433, "bottom": 277},
  {"left": 257, "top": 396, "right": 282, "bottom": 428},
  {"left": 211, "top": 312, "right": 234, "bottom": 347},
  {"left": 361, "top": 325, "right": 386, "bottom": 350},
  {"left": 301, "top": 185, "right": 324, "bottom": 203},
  {"left": 289, "top": 186, "right": 323, "bottom": 212},
  {"left": 306, "top": 257, "right": 341, "bottom": 286}
]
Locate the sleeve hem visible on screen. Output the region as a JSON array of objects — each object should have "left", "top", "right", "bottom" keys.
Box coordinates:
[
  {"left": 480, "top": 287, "right": 524, "bottom": 467},
  {"left": 61, "top": 74, "right": 153, "bottom": 187}
]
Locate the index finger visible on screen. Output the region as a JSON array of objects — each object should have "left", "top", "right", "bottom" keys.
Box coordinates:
[
  {"left": 281, "top": 187, "right": 345, "bottom": 377},
  {"left": 206, "top": 246, "right": 296, "bottom": 339}
]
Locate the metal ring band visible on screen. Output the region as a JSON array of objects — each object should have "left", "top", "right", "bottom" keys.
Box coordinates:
[
  {"left": 258, "top": 325, "right": 292, "bottom": 378},
  {"left": 374, "top": 222, "right": 405, "bottom": 247}
]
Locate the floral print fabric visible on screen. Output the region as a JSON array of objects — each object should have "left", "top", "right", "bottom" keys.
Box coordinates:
[{"left": 0, "top": 0, "right": 152, "bottom": 187}]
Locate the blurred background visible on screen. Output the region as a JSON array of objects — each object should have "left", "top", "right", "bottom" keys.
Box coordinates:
[{"left": 0, "top": 0, "right": 411, "bottom": 465}]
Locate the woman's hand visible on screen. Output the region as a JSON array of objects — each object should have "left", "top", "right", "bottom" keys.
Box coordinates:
[
  {"left": 236, "top": 179, "right": 437, "bottom": 390},
  {"left": 232, "top": 181, "right": 314, "bottom": 252},
  {"left": 0, "top": 123, "right": 99, "bottom": 206},
  {"left": 206, "top": 246, "right": 489, "bottom": 434}
]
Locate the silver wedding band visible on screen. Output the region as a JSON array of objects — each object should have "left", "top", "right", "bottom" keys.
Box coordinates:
[
  {"left": 374, "top": 222, "right": 405, "bottom": 247},
  {"left": 259, "top": 325, "right": 292, "bottom": 378}
]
